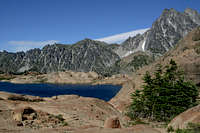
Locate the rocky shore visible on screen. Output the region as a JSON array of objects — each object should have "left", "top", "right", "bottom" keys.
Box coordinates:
[
  {"left": 0, "top": 71, "right": 128, "bottom": 85},
  {"left": 0, "top": 90, "right": 162, "bottom": 133}
]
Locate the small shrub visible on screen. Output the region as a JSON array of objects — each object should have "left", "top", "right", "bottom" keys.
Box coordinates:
[
  {"left": 8, "top": 95, "right": 27, "bottom": 101},
  {"left": 128, "top": 54, "right": 153, "bottom": 70},
  {"left": 192, "top": 33, "right": 200, "bottom": 42},
  {"left": 192, "top": 27, "right": 200, "bottom": 41},
  {"left": 55, "top": 114, "right": 65, "bottom": 122},
  {"left": 175, "top": 123, "right": 200, "bottom": 133},
  {"left": 128, "top": 119, "right": 149, "bottom": 126},
  {"left": 61, "top": 121, "right": 68, "bottom": 126},
  {"left": 187, "top": 122, "right": 200, "bottom": 132},
  {"left": 182, "top": 46, "right": 189, "bottom": 52},
  {"left": 194, "top": 42, "right": 200, "bottom": 54},
  {"left": 167, "top": 126, "right": 175, "bottom": 133},
  {"left": 7, "top": 95, "right": 43, "bottom": 102},
  {"left": 175, "top": 129, "right": 189, "bottom": 133},
  {"left": 0, "top": 75, "right": 15, "bottom": 81}
]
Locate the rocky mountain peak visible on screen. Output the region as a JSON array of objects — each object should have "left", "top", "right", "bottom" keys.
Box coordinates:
[
  {"left": 162, "top": 8, "right": 177, "bottom": 14},
  {"left": 78, "top": 38, "right": 95, "bottom": 43},
  {"left": 113, "top": 8, "right": 200, "bottom": 58},
  {"left": 184, "top": 8, "right": 199, "bottom": 15},
  {"left": 184, "top": 8, "right": 200, "bottom": 25},
  {"left": 75, "top": 38, "right": 104, "bottom": 48},
  {"left": 160, "top": 8, "right": 180, "bottom": 19}
]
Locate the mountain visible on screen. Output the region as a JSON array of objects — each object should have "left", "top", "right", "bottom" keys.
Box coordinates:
[
  {"left": 96, "top": 28, "right": 149, "bottom": 44},
  {"left": 0, "top": 8, "right": 199, "bottom": 75},
  {"left": 114, "top": 8, "right": 200, "bottom": 57},
  {"left": 0, "top": 39, "right": 120, "bottom": 75},
  {"left": 110, "top": 26, "right": 200, "bottom": 112}
]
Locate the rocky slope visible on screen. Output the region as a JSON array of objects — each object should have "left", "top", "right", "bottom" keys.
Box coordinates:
[
  {"left": 168, "top": 104, "right": 200, "bottom": 130},
  {"left": 110, "top": 26, "right": 200, "bottom": 112},
  {"left": 112, "top": 51, "right": 154, "bottom": 74},
  {"left": 0, "top": 39, "right": 119, "bottom": 75},
  {"left": 114, "top": 8, "right": 200, "bottom": 57}
]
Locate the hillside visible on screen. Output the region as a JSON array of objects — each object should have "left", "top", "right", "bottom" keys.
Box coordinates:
[{"left": 110, "top": 26, "right": 200, "bottom": 112}]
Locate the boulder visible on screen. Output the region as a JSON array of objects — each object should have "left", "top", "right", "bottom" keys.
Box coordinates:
[
  {"left": 104, "top": 116, "right": 121, "bottom": 128},
  {"left": 13, "top": 107, "right": 37, "bottom": 122}
]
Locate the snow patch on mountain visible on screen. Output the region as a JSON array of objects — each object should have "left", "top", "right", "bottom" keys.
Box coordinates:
[
  {"left": 96, "top": 28, "right": 149, "bottom": 44},
  {"left": 142, "top": 39, "right": 146, "bottom": 51}
]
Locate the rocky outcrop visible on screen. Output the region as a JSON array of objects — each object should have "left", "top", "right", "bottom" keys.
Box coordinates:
[
  {"left": 0, "top": 91, "right": 126, "bottom": 129},
  {"left": 0, "top": 39, "right": 120, "bottom": 75},
  {"left": 168, "top": 104, "right": 200, "bottom": 130},
  {"left": 12, "top": 106, "right": 69, "bottom": 129}
]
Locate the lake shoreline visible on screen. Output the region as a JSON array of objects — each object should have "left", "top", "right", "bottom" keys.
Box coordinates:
[
  {"left": 0, "top": 71, "right": 129, "bottom": 85},
  {"left": 0, "top": 71, "right": 134, "bottom": 111}
]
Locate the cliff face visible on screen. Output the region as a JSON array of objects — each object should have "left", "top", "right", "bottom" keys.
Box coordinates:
[
  {"left": 114, "top": 8, "right": 200, "bottom": 57},
  {"left": 0, "top": 39, "right": 120, "bottom": 74},
  {"left": 145, "top": 8, "right": 200, "bottom": 54}
]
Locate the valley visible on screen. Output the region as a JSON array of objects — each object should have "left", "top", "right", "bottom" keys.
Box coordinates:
[{"left": 0, "top": 8, "right": 200, "bottom": 133}]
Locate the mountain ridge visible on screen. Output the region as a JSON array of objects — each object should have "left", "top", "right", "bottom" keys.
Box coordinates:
[
  {"left": 0, "top": 8, "right": 200, "bottom": 75},
  {"left": 0, "top": 39, "right": 120, "bottom": 75}
]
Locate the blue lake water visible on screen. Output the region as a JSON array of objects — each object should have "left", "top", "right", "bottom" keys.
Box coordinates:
[{"left": 0, "top": 82, "right": 121, "bottom": 101}]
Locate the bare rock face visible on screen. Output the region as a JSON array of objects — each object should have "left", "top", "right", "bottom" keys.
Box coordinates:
[
  {"left": 168, "top": 104, "right": 200, "bottom": 129},
  {"left": 104, "top": 116, "right": 121, "bottom": 128},
  {"left": 114, "top": 8, "right": 200, "bottom": 57},
  {"left": 144, "top": 8, "right": 200, "bottom": 55}
]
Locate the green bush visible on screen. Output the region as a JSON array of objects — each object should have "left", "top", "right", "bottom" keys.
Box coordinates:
[
  {"left": 127, "top": 59, "right": 198, "bottom": 122},
  {"left": 175, "top": 123, "right": 200, "bottom": 133},
  {"left": 192, "top": 27, "right": 200, "bottom": 41}
]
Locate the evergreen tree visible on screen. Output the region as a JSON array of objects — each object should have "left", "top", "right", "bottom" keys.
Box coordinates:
[{"left": 127, "top": 59, "right": 199, "bottom": 121}]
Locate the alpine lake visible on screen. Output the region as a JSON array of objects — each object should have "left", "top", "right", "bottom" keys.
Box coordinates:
[{"left": 0, "top": 82, "right": 121, "bottom": 101}]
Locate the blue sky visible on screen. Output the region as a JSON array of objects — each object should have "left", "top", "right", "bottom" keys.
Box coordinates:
[{"left": 0, "top": 0, "right": 200, "bottom": 52}]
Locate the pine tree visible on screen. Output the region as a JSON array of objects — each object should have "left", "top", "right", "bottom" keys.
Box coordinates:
[{"left": 127, "top": 59, "right": 199, "bottom": 121}]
